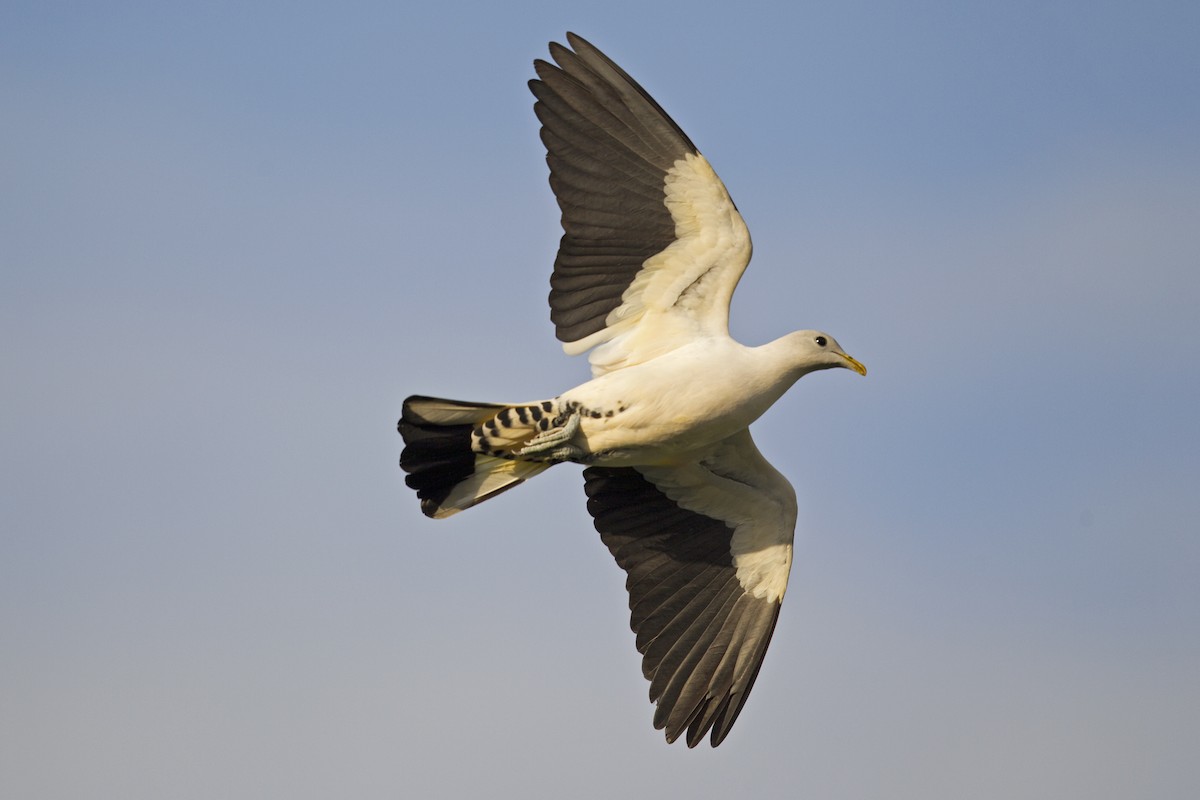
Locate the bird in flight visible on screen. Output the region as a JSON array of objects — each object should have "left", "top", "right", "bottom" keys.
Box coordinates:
[{"left": 399, "top": 32, "right": 866, "bottom": 747}]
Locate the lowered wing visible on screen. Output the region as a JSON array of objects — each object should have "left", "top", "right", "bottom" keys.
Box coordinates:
[{"left": 583, "top": 430, "right": 796, "bottom": 746}]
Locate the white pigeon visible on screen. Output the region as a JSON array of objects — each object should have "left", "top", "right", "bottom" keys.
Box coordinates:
[{"left": 398, "top": 32, "right": 866, "bottom": 747}]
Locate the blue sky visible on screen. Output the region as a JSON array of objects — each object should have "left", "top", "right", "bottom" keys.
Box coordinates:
[{"left": 2, "top": 1, "right": 1198, "bottom": 797}]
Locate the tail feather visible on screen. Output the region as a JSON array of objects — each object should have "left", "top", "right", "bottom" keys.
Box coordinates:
[
  {"left": 402, "top": 396, "right": 505, "bottom": 426},
  {"left": 398, "top": 395, "right": 554, "bottom": 518}
]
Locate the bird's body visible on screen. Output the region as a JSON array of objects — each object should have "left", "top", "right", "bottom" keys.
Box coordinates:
[
  {"left": 398, "top": 33, "right": 866, "bottom": 747},
  {"left": 557, "top": 332, "right": 855, "bottom": 464}
]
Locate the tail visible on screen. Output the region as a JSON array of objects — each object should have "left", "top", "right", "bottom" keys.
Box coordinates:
[{"left": 398, "top": 395, "right": 557, "bottom": 518}]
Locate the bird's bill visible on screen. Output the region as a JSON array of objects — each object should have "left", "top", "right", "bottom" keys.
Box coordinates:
[{"left": 839, "top": 353, "right": 868, "bottom": 376}]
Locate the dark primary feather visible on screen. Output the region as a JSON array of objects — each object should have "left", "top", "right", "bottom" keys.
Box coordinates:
[
  {"left": 530, "top": 32, "right": 700, "bottom": 344},
  {"left": 584, "top": 466, "right": 782, "bottom": 747}
]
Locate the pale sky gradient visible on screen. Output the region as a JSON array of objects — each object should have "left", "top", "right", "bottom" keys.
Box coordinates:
[{"left": 3, "top": 2, "right": 1198, "bottom": 798}]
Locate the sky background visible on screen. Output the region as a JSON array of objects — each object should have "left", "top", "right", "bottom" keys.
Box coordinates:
[{"left": 3, "top": 1, "right": 1198, "bottom": 797}]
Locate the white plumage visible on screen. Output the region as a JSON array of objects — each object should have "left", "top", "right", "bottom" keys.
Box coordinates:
[{"left": 399, "top": 33, "right": 866, "bottom": 747}]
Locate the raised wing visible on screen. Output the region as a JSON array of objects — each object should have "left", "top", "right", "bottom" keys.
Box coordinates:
[
  {"left": 530, "top": 33, "right": 753, "bottom": 375},
  {"left": 583, "top": 430, "right": 797, "bottom": 746}
]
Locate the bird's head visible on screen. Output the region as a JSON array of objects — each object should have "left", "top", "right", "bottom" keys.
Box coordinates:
[{"left": 786, "top": 330, "right": 867, "bottom": 376}]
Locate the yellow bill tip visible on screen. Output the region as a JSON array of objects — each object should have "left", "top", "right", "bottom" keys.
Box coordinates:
[{"left": 840, "top": 353, "right": 867, "bottom": 376}]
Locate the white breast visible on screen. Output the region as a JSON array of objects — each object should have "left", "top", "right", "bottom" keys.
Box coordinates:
[{"left": 562, "top": 338, "right": 795, "bottom": 463}]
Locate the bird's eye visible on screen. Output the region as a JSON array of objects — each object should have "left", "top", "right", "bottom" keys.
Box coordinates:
[{"left": 815, "top": 336, "right": 827, "bottom": 347}]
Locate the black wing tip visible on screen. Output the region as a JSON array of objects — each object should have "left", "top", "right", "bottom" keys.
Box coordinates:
[
  {"left": 547, "top": 31, "right": 592, "bottom": 54},
  {"left": 540, "top": 32, "right": 699, "bottom": 154}
]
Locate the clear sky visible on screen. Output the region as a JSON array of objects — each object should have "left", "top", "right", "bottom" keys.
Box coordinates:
[{"left": 3, "top": 1, "right": 1198, "bottom": 797}]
